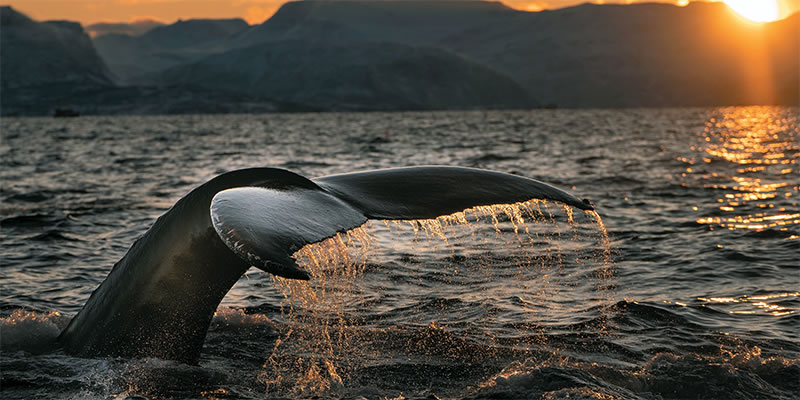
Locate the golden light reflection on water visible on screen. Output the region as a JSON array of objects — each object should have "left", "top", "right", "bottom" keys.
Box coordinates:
[
  {"left": 259, "top": 201, "right": 614, "bottom": 393},
  {"left": 696, "top": 292, "right": 799, "bottom": 317},
  {"left": 684, "top": 107, "right": 799, "bottom": 232}
]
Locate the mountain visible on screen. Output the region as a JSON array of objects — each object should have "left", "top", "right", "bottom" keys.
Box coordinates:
[
  {"left": 158, "top": 39, "right": 535, "bottom": 110},
  {"left": 148, "top": 1, "right": 797, "bottom": 108},
  {"left": 0, "top": 6, "right": 116, "bottom": 115},
  {"left": 137, "top": 18, "right": 249, "bottom": 49},
  {"left": 93, "top": 18, "right": 249, "bottom": 82},
  {"left": 441, "top": 2, "right": 799, "bottom": 107},
  {"left": 0, "top": 6, "right": 112, "bottom": 90},
  {"left": 93, "top": 1, "right": 512, "bottom": 82},
  {"left": 123, "top": 1, "right": 536, "bottom": 110},
  {"left": 237, "top": 0, "right": 515, "bottom": 47},
  {"left": 235, "top": 0, "right": 797, "bottom": 107},
  {"left": 0, "top": 8, "right": 296, "bottom": 116}
]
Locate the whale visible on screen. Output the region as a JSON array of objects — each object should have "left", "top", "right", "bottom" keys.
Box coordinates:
[{"left": 58, "top": 166, "right": 593, "bottom": 364}]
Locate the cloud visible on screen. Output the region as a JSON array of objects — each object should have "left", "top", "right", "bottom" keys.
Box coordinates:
[{"left": 85, "top": 17, "right": 166, "bottom": 36}]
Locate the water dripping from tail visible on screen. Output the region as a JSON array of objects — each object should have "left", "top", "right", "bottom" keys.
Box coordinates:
[
  {"left": 260, "top": 227, "right": 374, "bottom": 393},
  {"left": 257, "top": 200, "right": 616, "bottom": 395},
  {"left": 585, "top": 209, "right": 616, "bottom": 335}
]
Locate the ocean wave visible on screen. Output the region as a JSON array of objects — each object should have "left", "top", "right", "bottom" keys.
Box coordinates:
[
  {"left": 0, "top": 309, "right": 69, "bottom": 354},
  {"left": 471, "top": 349, "right": 799, "bottom": 400}
]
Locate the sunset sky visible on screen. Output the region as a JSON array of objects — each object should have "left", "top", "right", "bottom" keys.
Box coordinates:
[{"left": 5, "top": 0, "right": 799, "bottom": 26}]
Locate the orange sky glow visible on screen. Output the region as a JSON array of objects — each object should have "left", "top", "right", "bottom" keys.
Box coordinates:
[{"left": 4, "top": 0, "right": 798, "bottom": 26}]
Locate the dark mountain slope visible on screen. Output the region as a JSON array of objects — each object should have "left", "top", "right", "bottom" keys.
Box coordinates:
[
  {"left": 0, "top": 6, "right": 112, "bottom": 90},
  {"left": 1, "top": 6, "right": 116, "bottom": 115},
  {"left": 0, "top": 8, "right": 298, "bottom": 116},
  {"left": 93, "top": 18, "right": 249, "bottom": 82},
  {"left": 138, "top": 18, "right": 249, "bottom": 49},
  {"left": 158, "top": 39, "right": 535, "bottom": 110}
]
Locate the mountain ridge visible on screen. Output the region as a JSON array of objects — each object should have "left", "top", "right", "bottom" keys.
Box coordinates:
[
  {"left": 1, "top": 6, "right": 113, "bottom": 90},
  {"left": 157, "top": 38, "right": 536, "bottom": 110}
]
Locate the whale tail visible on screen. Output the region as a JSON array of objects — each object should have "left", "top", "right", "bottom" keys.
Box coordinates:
[
  {"left": 213, "top": 166, "right": 592, "bottom": 280},
  {"left": 61, "top": 166, "right": 592, "bottom": 363}
]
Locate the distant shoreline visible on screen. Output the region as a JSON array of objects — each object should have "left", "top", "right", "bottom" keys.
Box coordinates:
[{"left": 3, "top": 102, "right": 798, "bottom": 119}]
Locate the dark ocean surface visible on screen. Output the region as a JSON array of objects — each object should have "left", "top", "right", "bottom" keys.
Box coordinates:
[{"left": 1, "top": 107, "right": 798, "bottom": 399}]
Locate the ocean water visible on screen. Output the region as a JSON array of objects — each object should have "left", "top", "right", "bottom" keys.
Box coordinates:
[{"left": 1, "top": 107, "right": 798, "bottom": 399}]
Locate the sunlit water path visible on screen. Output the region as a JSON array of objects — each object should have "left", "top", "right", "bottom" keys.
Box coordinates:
[{"left": 1, "top": 107, "right": 797, "bottom": 399}]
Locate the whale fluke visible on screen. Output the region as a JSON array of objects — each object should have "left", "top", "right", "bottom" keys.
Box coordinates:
[
  {"left": 211, "top": 186, "right": 367, "bottom": 280},
  {"left": 315, "top": 166, "right": 592, "bottom": 219},
  {"left": 59, "top": 166, "right": 592, "bottom": 364}
]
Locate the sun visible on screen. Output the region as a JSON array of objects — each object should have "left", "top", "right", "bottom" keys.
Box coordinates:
[{"left": 722, "top": 0, "right": 779, "bottom": 22}]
